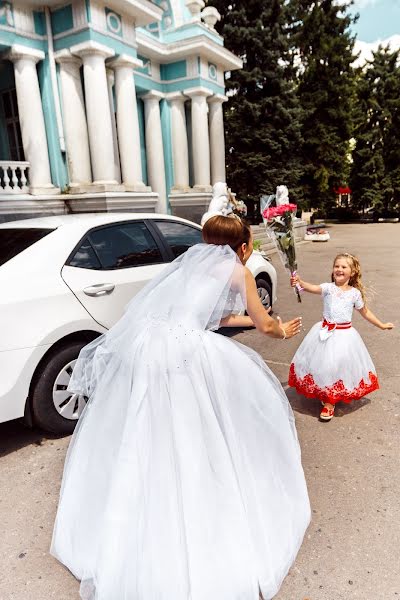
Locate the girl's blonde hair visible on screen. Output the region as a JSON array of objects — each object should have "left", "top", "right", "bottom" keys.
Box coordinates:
[{"left": 332, "top": 253, "right": 367, "bottom": 304}]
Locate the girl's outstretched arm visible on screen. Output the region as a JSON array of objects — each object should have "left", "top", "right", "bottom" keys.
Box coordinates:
[
  {"left": 357, "top": 307, "right": 394, "bottom": 330},
  {"left": 291, "top": 273, "right": 322, "bottom": 295}
]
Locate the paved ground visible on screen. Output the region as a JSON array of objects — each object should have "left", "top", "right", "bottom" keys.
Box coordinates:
[{"left": 0, "top": 224, "right": 399, "bottom": 600}]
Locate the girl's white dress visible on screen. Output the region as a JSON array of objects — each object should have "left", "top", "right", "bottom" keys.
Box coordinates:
[
  {"left": 51, "top": 244, "right": 310, "bottom": 600},
  {"left": 289, "top": 282, "right": 379, "bottom": 403}
]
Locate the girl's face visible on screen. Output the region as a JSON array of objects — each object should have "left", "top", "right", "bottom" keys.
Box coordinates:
[{"left": 332, "top": 258, "right": 353, "bottom": 286}]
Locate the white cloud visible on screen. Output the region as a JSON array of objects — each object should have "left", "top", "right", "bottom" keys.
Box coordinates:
[
  {"left": 353, "top": 35, "right": 400, "bottom": 66},
  {"left": 352, "top": 0, "right": 382, "bottom": 8}
]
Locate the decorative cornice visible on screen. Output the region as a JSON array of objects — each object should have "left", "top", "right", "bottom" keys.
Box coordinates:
[
  {"left": 184, "top": 86, "right": 213, "bottom": 98},
  {"left": 6, "top": 44, "right": 45, "bottom": 63},
  {"left": 208, "top": 93, "right": 228, "bottom": 103},
  {"left": 70, "top": 40, "right": 115, "bottom": 59},
  {"left": 141, "top": 90, "right": 165, "bottom": 101},
  {"left": 136, "top": 31, "right": 243, "bottom": 71},
  {"left": 108, "top": 53, "right": 143, "bottom": 69},
  {"left": 54, "top": 48, "right": 82, "bottom": 66}
]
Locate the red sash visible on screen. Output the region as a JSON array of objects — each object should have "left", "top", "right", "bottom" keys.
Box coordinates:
[{"left": 322, "top": 319, "right": 352, "bottom": 331}]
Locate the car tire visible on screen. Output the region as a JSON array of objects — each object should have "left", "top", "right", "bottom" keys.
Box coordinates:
[
  {"left": 30, "top": 341, "right": 88, "bottom": 435},
  {"left": 256, "top": 276, "right": 273, "bottom": 311}
]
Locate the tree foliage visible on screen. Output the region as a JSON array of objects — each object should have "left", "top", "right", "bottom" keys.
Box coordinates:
[
  {"left": 292, "top": 0, "right": 358, "bottom": 210},
  {"left": 350, "top": 46, "right": 400, "bottom": 212},
  {"left": 212, "top": 0, "right": 304, "bottom": 214}
]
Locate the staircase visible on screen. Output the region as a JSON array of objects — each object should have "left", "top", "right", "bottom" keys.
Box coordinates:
[
  {"left": 251, "top": 225, "right": 277, "bottom": 256},
  {"left": 251, "top": 219, "right": 308, "bottom": 257}
]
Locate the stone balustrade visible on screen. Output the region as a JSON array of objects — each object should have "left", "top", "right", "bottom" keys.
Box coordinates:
[{"left": 0, "top": 161, "right": 30, "bottom": 194}]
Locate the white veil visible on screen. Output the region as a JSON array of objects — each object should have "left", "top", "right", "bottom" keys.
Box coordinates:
[{"left": 69, "top": 243, "right": 246, "bottom": 398}]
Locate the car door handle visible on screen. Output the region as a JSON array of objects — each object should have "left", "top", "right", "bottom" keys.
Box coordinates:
[{"left": 83, "top": 283, "right": 115, "bottom": 297}]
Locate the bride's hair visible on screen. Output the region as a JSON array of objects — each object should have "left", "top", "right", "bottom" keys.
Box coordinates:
[{"left": 202, "top": 215, "right": 251, "bottom": 251}]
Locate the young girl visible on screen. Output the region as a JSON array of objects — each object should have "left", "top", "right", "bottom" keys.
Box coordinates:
[
  {"left": 51, "top": 190, "right": 310, "bottom": 600},
  {"left": 289, "top": 253, "right": 394, "bottom": 421}
]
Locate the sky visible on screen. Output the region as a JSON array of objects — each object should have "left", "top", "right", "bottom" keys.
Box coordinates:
[
  {"left": 349, "top": 0, "right": 400, "bottom": 64},
  {"left": 351, "top": 0, "right": 400, "bottom": 42}
]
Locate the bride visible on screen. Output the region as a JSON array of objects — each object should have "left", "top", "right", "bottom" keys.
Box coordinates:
[{"left": 51, "top": 185, "right": 311, "bottom": 600}]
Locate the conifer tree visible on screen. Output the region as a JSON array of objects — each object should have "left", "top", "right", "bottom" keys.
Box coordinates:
[
  {"left": 212, "top": 0, "right": 304, "bottom": 218},
  {"left": 293, "top": 0, "right": 357, "bottom": 211},
  {"left": 350, "top": 46, "right": 400, "bottom": 213}
]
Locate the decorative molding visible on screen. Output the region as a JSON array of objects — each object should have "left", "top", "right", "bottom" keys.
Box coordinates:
[
  {"left": 186, "top": 56, "right": 198, "bottom": 77},
  {"left": 13, "top": 6, "right": 34, "bottom": 34},
  {"left": 105, "top": 7, "right": 122, "bottom": 37},
  {"left": 72, "top": 0, "right": 87, "bottom": 29},
  {"left": 208, "top": 62, "right": 217, "bottom": 80},
  {"left": 70, "top": 39, "right": 114, "bottom": 59},
  {"left": 136, "top": 31, "right": 243, "bottom": 71},
  {"left": 122, "top": 16, "right": 136, "bottom": 44},
  {"left": 90, "top": 0, "right": 106, "bottom": 30},
  {"left": 0, "top": 1, "right": 14, "bottom": 27}
]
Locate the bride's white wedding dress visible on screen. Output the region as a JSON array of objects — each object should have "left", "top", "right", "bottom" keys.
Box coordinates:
[{"left": 51, "top": 243, "right": 310, "bottom": 600}]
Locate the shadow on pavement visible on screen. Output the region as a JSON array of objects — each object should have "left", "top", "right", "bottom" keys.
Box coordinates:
[
  {"left": 0, "top": 419, "right": 64, "bottom": 458},
  {"left": 285, "top": 386, "right": 371, "bottom": 418}
]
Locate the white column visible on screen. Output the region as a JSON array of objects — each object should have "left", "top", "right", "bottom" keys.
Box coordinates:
[
  {"left": 70, "top": 41, "right": 119, "bottom": 189},
  {"left": 208, "top": 94, "right": 228, "bottom": 184},
  {"left": 165, "top": 92, "right": 190, "bottom": 191},
  {"left": 184, "top": 86, "right": 213, "bottom": 191},
  {"left": 6, "top": 44, "right": 59, "bottom": 195},
  {"left": 108, "top": 55, "right": 147, "bottom": 191},
  {"left": 142, "top": 91, "right": 167, "bottom": 213},
  {"left": 54, "top": 49, "right": 92, "bottom": 188},
  {"left": 106, "top": 68, "right": 121, "bottom": 183}
]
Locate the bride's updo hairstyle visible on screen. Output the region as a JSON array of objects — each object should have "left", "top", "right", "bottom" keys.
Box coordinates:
[{"left": 202, "top": 215, "right": 251, "bottom": 251}]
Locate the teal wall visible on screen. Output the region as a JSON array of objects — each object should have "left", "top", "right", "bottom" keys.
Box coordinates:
[
  {"left": 51, "top": 4, "right": 74, "bottom": 36},
  {"left": 137, "top": 97, "right": 148, "bottom": 186},
  {"left": 33, "top": 11, "right": 46, "bottom": 36},
  {"left": 160, "top": 98, "right": 173, "bottom": 208},
  {"left": 37, "top": 57, "right": 68, "bottom": 190},
  {"left": 0, "top": 61, "right": 15, "bottom": 160},
  {"left": 185, "top": 103, "right": 194, "bottom": 188},
  {"left": 160, "top": 60, "right": 186, "bottom": 81}
]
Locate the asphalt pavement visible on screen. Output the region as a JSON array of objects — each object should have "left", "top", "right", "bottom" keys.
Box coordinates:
[{"left": 0, "top": 223, "right": 399, "bottom": 600}]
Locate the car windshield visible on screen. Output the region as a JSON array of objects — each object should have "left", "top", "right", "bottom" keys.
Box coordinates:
[{"left": 0, "top": 228, "right": 55, "bottom": 267}]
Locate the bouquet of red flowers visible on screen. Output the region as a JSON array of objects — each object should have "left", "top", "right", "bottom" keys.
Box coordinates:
[{"left": 261, "top": 186, "right": 302, "bottom": 302}]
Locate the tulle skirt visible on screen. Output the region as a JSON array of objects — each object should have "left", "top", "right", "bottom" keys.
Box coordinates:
[
  {"left": 51, "top": 323, "right": 310, "bottom": 600},
  {"left": 289, "top": 322, "right": 379, "bottom": 404}
]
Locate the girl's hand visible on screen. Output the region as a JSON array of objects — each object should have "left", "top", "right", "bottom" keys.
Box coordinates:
[
  {"left": 277, "top": 316, "right": 302, "bottom": 339},
  {"left": 290, "top": 274, "right": 300, "bottom": 288},
  {"left": 381, "top": 322, "right": 394, "bottom": 330}
]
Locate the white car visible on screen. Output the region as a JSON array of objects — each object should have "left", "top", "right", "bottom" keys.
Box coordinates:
[{"left": 0, "top": 213, "right": 277, "bottom": 434}]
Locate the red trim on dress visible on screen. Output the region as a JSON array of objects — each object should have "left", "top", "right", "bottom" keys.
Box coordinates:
[{"left": 288, "top": 363, "right": 379, "bottom": 404}]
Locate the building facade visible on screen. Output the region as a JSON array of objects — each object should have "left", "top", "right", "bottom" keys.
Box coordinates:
[{"left": 0, "top": 0, "right": 241, "bottom": 223}]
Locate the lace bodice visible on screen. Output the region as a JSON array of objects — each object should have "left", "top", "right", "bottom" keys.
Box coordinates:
[{"left": 320, "top": 282, "right": 364, "bottom": 323}]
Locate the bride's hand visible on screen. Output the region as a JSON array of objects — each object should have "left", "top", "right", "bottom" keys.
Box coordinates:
[{"left": 277, "top": 316, "right": 302, "bottom": 339}]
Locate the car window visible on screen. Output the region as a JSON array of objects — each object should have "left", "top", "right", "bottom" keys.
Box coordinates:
[
  {"left": 155, "top": 220, "right": 202, "bottom": 258},
  {"left": 88, "top": 222, "right": 163, "bottom": 269},
  {"left": 68, "top": 238, "right": 101, "bottom": 270},
  {"left": 0, "top": 228, "right": 54, "bottom": 267}
]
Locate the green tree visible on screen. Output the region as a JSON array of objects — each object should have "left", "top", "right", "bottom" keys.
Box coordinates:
[
  {"left": 212, "top": 0, "right": 305, "bottom": 217},
  {"left": 293, "top": 0, "right": 357, "bottom": 211},
  {"left": 350, "top": 46, "right": 400, "bottom": 213}
]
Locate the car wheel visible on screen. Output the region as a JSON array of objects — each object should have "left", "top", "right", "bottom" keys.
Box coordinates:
[
  {"left": 31, "top": 342, "right": 88, "bottom": 435},
  {"left": 256, "top": 277, "right": 272, "bottom": 311}
]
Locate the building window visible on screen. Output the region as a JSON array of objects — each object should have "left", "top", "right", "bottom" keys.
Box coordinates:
[{"left": 0, "top": 88, "right": 24, "bottom": 161}]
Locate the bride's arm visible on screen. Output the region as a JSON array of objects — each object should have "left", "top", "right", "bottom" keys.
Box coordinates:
[
  {"left": 219, "top": 314, "right": 255, "bottom": 327},
  {"left": 245, "top": 268, "right": 302, "bottom": 339}
]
